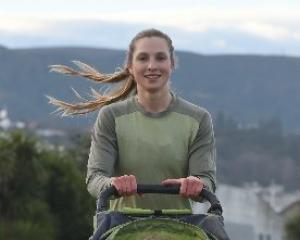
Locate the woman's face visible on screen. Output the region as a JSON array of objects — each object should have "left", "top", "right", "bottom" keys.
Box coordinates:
[{"left": 128, "top": 37, "right": 173, "bottom": 94}]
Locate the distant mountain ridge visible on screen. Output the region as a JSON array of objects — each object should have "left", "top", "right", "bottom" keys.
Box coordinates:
[{"left": 0, "top": 46, "right": 299, "bottom": 132}]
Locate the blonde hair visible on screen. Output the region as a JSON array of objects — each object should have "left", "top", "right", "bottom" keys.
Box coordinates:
[{"left": 48, "top": 28, "right": 175, "bottom": 115}]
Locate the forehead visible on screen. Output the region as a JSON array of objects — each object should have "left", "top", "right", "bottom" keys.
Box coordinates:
[{"left": 133, "top": 37, "right": 170, "bottom": 55}]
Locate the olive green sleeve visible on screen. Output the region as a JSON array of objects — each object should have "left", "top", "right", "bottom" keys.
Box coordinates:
[
  {"left": 188, "top": 111, "right": 216, "bottom": 195},
  {"left": 86, "top": 106, "right": 117, "bottom": 198}
]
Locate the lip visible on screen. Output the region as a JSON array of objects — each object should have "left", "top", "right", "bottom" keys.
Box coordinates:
[{"left": 144, "top": 74, "right": 161, "bottom": 79}]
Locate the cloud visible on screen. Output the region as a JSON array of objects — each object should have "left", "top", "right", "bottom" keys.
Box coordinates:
[
  {"left": 236, "top": 22, "right": 292, "bottom": 41},
  {"left": 212, "top": 40, "right": 228, "bottom": 49},
  {"left": 0, "top": 17, "right": 46, "bottom": 33},
  {"left": 2, "top": 4, "right": 300, "bottom": 42},
  {"left": 1, "top": 4, "right": 300, "bottom": 55}
]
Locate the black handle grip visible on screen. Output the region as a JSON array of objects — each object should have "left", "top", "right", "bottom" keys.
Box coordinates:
[{"left": 97, "top": 184, "right": 223, "bottom": 216}]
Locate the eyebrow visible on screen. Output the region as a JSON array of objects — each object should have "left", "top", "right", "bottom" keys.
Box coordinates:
[{"left": 135, "top": 51, "right": 168, "bottom": 56}]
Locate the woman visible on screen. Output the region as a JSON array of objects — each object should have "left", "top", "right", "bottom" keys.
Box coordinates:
[
  {"left": 49, "top": 29, "right": 216, "bottom": 211},
  {"left": 49, "top": 29, "right": 233, "bottom": 240}
]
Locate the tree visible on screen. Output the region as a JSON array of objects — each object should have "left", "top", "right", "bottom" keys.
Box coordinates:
[
  {"left": 285, "top": 213, "right": 300, "bottom": 240},
  {"left": 0, "top": 130, "right": 56, "bottom": 240},
  {"left": 0, "top": 130, "right": 95, "bottom": 240},
  {"left": 42, "top": 149, "right": 94, "bottom": 240}
]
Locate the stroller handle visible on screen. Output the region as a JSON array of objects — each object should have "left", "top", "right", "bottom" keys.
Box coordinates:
[{"left": 97, "top": 184, "right": 223, "bottom": 216}]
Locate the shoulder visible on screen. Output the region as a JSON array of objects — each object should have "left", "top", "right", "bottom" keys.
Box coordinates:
[
  {"left": 174, "top": 95, "right": 212, "bottom": 123},
  {"left": 97, "top": 96, "right": 136, "bottom": 120}
]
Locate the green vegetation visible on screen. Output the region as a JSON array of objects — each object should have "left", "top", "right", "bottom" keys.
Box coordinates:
[
  {"left": 0, "top": 130, "right": 94, "bottom": 240},
  {"left": 0, "top": 113, "right": 299, "bottom": 239},
  {"left": 285, "top": 213, "right": 300, "bottom": 240}
]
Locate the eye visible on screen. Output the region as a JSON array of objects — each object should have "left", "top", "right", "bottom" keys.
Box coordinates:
[
  {"left": 156, "top": 54, "right": 168, "bottom": 61},
  {"left": 157, "top": 56, "right": 166, "bottom": 61},
  {"left": 136, "top": 54, "right": 148, "bottom": 61}
]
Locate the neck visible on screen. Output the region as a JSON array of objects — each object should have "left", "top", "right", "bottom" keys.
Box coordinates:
[{"left": 136, "top": 88, "right": 172, "bottom": 113}]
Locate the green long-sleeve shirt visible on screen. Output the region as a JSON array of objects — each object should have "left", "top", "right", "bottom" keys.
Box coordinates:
[{"left": 86, "top": 93, "right": 216, "bottom": 211}]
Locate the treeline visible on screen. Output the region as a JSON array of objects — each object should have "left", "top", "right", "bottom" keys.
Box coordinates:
[
  {"left": 0, "top": 130, "right": 94, "bottom": 240},
  {"left": 1, "top": 114, "right": 299, "bottom": 239},
  {"left": 214, "top": 112, "right": 300, "bottom": 190}
]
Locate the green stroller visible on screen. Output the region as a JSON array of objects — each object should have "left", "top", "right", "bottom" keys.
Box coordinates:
[{"left": 90, "top": 184, "right": 230, "bottom": 240}]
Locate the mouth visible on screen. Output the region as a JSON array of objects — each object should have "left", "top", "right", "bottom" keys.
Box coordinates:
[{"left": 144, "top": 74, "right": 161, "bottom": 79}]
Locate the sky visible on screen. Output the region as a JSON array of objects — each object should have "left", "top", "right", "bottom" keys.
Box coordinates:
[{"left": 1, "top": 0, "right": 300, "bottom": 56}]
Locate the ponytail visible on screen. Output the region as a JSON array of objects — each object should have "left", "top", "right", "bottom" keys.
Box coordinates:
[{"left": 47, "top": 61, "right": 136, "bottom": 115}]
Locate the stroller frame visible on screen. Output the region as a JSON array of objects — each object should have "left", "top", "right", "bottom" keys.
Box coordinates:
[{"left": 90, "top": 184, "right": 230, "bottom": 240}]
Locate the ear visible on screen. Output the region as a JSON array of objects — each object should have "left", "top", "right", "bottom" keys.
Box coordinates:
[
  {"left": 128, "top": 65, "right": 133, "bottom": 75},
  {"left": 171, "top": 56, "right": 177, "bottom": 70},
  {"left": 170, "top": 63, "right": 175, "bottom": 73}
]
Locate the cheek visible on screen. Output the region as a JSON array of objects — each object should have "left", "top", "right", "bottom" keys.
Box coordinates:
[
  {"left": 165, "top": 67, "right": 173, "bottom": 76},
  {"left": 129, "top": 64, "right": 144, "bottom": 75},
  {"left": 128, "top": 67, "right": 134, "bottom": 76}
]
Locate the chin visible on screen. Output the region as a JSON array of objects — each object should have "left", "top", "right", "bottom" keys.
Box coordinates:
[{"left": 139, "top": 81, "right": 169, "bottom": 93}]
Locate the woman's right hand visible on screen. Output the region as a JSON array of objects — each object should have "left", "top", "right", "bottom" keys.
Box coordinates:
[{"left": 110, "top": 174, "right": 137, "bottom": 196}]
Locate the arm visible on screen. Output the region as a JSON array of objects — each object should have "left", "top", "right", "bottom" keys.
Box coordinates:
[
  {"left": 86, "top": 106, "right": 117, "bottom": 198},
  {"left": 162, "top": 110, "right": 216, "bottom": 199},
  {"left": 188, "top": 110, "right": 216, "bottom": 193}
]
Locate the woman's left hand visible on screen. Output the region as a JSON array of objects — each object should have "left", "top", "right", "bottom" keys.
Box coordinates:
[{"left": 161, "top": 176, "right": 204, "bottom": 198}]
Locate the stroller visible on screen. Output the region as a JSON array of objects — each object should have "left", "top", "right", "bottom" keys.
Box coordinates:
[{"left": 90, "top": 184, "right": 230, "bottom": 240}]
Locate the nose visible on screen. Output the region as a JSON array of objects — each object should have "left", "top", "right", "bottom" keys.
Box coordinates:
[{"left": 147, "top": 58, "right": 158, "bottom": 71}]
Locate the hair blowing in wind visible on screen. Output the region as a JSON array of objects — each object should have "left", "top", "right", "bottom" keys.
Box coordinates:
[{"left": 47, "top": 29, "right": 175, "bottom": 116}]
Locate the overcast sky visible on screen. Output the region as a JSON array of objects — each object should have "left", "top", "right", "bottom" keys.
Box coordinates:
[{"left": 1, "top": 0, "right": 300, "bottom": 55}]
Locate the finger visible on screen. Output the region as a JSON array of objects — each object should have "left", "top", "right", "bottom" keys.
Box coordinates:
[
  {"left": 118, "top": 175, "right": 125, "bottom": 195},
  {"left": 184, "top": 182, "right": 192, "bottom": 197},
  {"left": 180, "top": 178, "right": 188, "bottom": 197},
  {"left": 122, "top": 175, "right": 130, "bottom": 195},
  {"left": 189, "top": 179, "right": 204, "bottom": 197},
  {"left": 124, "top": 175, "right": 130, "bottom": 195},
  {"left": 189, "top": 178, "right": 198, "bottom": 196},
  {"left": 196, "top": 180, "right": 204, "bottom": 195},
  {"left": 128, "top": 175, "right": 137, "bottom": 194},
  {"left": 193, "top": 177, "right": 204, "bottom": 196},
  {"left": 111, "top": 176, "right": 123, "bottom": 195},
  {"left": 190, "top": 183, "right": 198, "bottom": 197},
  {"left": 132, "top": 175, "right": 138, "bottom": 193},
  {"left": 196, "top": 184, "right": 203, "bottom": 196}
]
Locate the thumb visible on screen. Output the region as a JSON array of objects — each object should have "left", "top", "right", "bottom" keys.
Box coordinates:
[{"left": 161, "top": 178, "right": 181, "bottom": 185}]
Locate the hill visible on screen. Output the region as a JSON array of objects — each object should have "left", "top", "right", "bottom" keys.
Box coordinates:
[{"left": 0, "top": 46, "right": 299, "bottom": 132}]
